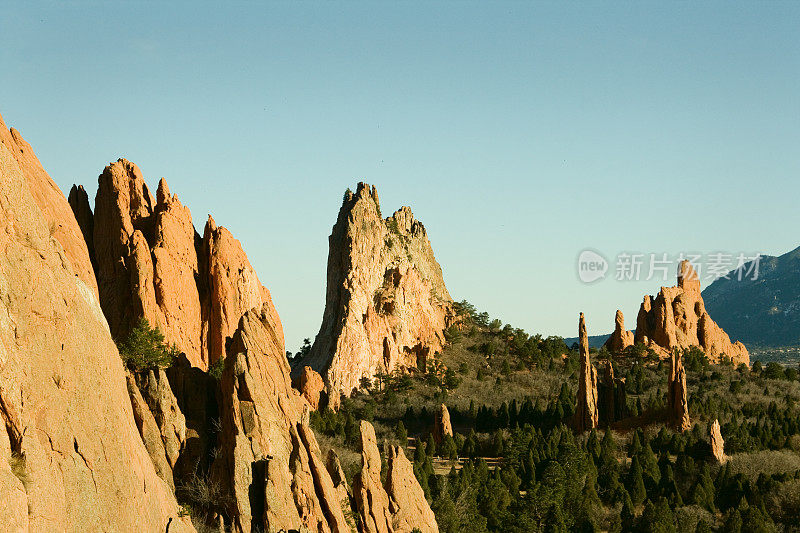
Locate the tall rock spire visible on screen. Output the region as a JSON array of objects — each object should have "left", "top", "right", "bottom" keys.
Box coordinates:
[
  {"left": 575, "top": 313, "right": 599, "bottom": 432},
  {"left": 603, "top": 309, "right": 634, "bottom": 353},
  {"left": 298, "top": 183, "right": 455, "bottom": 408},
  {"left": 668, "top": 349, "right": 691, "bottom": 431}
]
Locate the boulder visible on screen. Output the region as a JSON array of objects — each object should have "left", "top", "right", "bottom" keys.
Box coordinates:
[
  {"left": 297, "top": 183, "right": 455, "bottom": 407},
  {"left": 574, "top": 313, "right": 599, "bottom": 432},
  {"left": 0, "top": 123, "right": 193, "bottom": 531},
  {"left": 633, "top": 261, "right": 749, "bottom": 365}
]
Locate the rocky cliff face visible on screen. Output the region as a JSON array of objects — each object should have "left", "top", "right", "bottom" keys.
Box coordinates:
[
  {"left": 634, "top": 261, "right": 749, "bottom": 365},
  {"left": 211, "top": 304, "right": 352, "bottom": 533},
  {"left": 0, "top": 114, "right": 98, "bottom": 299},
  {"left": 299, "top": 183, "right": 455, "bottom": 406},
  {"left": 78, "top": 160, "right": 280, "bottom": 370},
  {"left": 574, "top": 313, "right": 599, "bottom": 433},
  {"left": 0, "top": 119, "right": 193, "bottom": 531}
]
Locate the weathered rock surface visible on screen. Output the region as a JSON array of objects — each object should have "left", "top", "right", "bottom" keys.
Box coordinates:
[
  {"left": 574, "top": 313, "right": 599, "bottom": 432},
  {"left": 211, "top": 304, "right": 351, "bottom": 533},
  {"left": 433, "top": 403, "right": 453, "bottom": 444},
  {"left": 604, "top": 309, "right": 634, "bottom": 353},
  {"left": 386, "top": 445, "right": 438, "bottom": 533},
  {"left": 299, "top": 183, "right": 455, "bottom": 407},
  {"left": 634, "top": 261, "right": 749, "bottom": 365},
  {"left": 710, "top": 419, "right": 726, "bottom": 463},
  {"left": 299, "top": 365, "right": 326, "bottom": 410},
  {"left": 134, "top": 367, "right": 187, "bottom": 470},
  {"left": 668, "top": 349, "right": 691, "bottom": 432},
  {"left": 354, "top": 421, "right": 438, "bottom": 533},
  {"left": 0, "top": 127, "right": 192, "bottom": 531},
  {"left": 126, "top": 373, "right": 176, "bottom": 490},
  {"left": 354, "top": 420, "right": 394, "bottom": 533},
  {"left": 86, "top": 160, "right": 280, "bottom": 369},
  {"left": 0, "top": 113, "right": 99, "bottom": 299}
]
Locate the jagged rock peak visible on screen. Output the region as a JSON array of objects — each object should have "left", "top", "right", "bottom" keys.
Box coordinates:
[
  {"left": 298, "top": 182, "right": 455, "bottom": 408},
  {"left": 575, "top": 313, "right": 599, "bottom": 432},
  {"left": 79, "top": 159, "right": 280, "bottom": 370},
  {"left": 0, "top": 126, "right": 192, "bottom": 531},
  {"left": 632, "top": 260, "right": 749, "bottom": 365}
]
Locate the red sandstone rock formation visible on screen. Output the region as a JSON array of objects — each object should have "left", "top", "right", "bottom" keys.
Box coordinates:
[
  {"left": 85, "top": 160, "right": 280, "bottom": 369},
  {"left": 710, "top": 419, "right": 726, "bottom": 463},
  {"left": 604, "top": 310, "right": 634, "bottom": 353},
  {"left": 298, "top": 183, "right": 455, "bottom": 407},
  {"left": 386, "top": 445, "right": 439, "bottom": 533},
  {"left": 354, "top": 421, "right": 438, "bottom": 533},
  {"left": 211, "top": 304, "right": 351, "bottom": 533},
  {"left": 668, "top": 349, "right": 691, "bottom": 432},
  {"left": 634, "top": 261, "right": 749, "bottom": 365},
  {"left": 575, "top": 313, "right": 598, "bottom": 431},
  {"left": 0, "top": 124, "right": 193, "bottom": 531},
  {"left": 0, "top": 113, "right": 99, "bottom": 299},
  {"left": 300, "top": 365, "right": 326, "bottom": 410},
  {"left": 574, "top": 313, "right": 599, "bottom": 433},
  {"left": 434, "top": 403, "right": 453, "bottom": 445}
]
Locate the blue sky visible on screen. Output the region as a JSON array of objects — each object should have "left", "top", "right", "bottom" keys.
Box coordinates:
[{"left": 2, "top": 2, "right": 798, "bottom": 350}]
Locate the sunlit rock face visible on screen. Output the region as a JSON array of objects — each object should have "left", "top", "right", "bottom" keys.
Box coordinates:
[
  {"left": 83, "top": 160, "right": 280, "bottom": 370},
  {"left": 634, "top": 261, "right": 749, "bottom": 365},
  {"left": 299, "top": 183, "right": 456, "bottom": 407}
]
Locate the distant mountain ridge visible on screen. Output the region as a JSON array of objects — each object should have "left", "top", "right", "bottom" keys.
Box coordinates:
[{"left": 702, "top": 245, "right": 800, "bottom": 347}]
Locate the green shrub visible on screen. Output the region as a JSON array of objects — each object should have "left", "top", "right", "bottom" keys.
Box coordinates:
[
  {"left": 209, "top": 357, "right": 225, "bottom": 380},
  {"left": 117, "top": 317, "right": 178, "bottom": 371}
]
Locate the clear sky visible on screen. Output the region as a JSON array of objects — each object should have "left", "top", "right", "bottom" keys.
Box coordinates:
[{"left": 2, "top": 2, "right": 798, "bottom": 350}]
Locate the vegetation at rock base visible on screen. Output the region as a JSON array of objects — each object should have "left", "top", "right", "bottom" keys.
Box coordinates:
[
  {"left": 310, "top": 301, "right": 800, "bottom": 532},
  {"left": 116, "top": 317, "right": 179, "bottom": 371}
]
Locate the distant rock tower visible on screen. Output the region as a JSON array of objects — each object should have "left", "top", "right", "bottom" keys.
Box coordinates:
[
  {"left": 434, "top": 403, "right": 453, "bottom": 445},
  {"left": 603, "top": 309, "right": 634, "bottom": 353},
  {"left": 575, "top": 313, "right": 599, "bottom": 432},
  {"left": 668, "top": 349, "right": 691, "bottom": 431}
]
